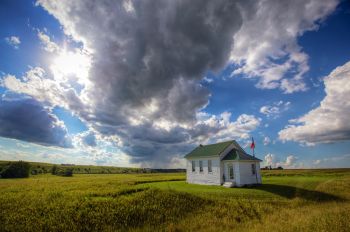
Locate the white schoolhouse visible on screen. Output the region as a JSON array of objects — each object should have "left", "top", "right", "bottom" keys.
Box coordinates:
[{"left": 184, "top": 140, "right": 262, "bottom": 187}]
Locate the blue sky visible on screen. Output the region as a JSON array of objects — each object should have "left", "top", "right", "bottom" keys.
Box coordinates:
[{"left": 0, "top": 0, "right": 349, "bottom": 168}]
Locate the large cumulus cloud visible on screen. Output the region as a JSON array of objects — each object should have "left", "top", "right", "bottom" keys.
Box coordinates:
[
  {"left": 231, "top": 0, "right": 338, "bottom": 93},
  {"left": 33, "top": 0, "right": 258, "bottom": 164},
  {"left": 0, "top": 95, "right": 72, "bottom": 148},
  {"left": 37, "top": 0, "right": 247, "bottom": 124},
  {"left": 279, "top": 61, "right": 350, "bottom": 145}
]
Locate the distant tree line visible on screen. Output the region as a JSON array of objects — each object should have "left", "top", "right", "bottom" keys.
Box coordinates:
[
  {"left": 0, "top": 160, "right": 186, "bottom": 178},
  {"left": 0, "top": 161, "right": 73, "bottom": 178},
  {"left": 261, "top": 166, "right": 284, "bottom": 170}
]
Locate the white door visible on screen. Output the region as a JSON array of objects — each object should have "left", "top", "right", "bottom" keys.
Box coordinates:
[{"left": 227, "top": 163, "right": 234, "bottom": 181}]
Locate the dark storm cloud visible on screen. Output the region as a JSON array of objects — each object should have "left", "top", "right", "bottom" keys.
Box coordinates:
[
  {"left": 38, "top": 0, "right": 249, "bottom": 120},
  {"left": 0, "top": 96, "right": 72, "bottom": 148},
  {"left": 36, "top": 0, "right": 258, "bottom": 165}
]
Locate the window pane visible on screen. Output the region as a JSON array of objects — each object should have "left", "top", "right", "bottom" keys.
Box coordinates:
[
  {"left": 228, "top": 164, "right": 234, "bottom": 179},
  {"left": 252, "top": 163, "right": 256, "bottom": 175},
  {"left": 208, "top": 160, "right": 212, "bottom": 172},
  {"left": 192, "top": 161, "right": 195, "bottom": 172},
  {"left": 199, "top": 161, "right": 203, "bottom": 172}
]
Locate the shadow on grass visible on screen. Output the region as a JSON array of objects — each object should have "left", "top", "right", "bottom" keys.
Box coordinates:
[{"left": 249, "top": 184, "right": 344, "bottom": 202}]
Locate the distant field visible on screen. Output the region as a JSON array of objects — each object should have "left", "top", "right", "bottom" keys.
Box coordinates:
[{"left": 1, "top": 169, "right": 350, "bottom": 231}]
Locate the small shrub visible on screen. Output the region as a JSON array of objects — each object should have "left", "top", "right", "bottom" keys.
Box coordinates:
[
  {"left": 56, "top": 168, "right": 73, "bottom": 177},
  {"left": 0, "top": 161, "right": 30, "bottom": 178},
  {"left": 51, "top": 165, "right": 58, "bottom": 175},
  {"left": 31, "top": 170, "right": 38, "bottom": 175}
]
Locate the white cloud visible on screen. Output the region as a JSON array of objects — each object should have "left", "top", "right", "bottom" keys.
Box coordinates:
[
  {"left": 230, "top": 0, "right": 338, "bottom": 93},
  {"left": 1, "top": 67, "right": 84, "bottom": 110},
  {"left": 279, "top": 61, "right": 350, "bottom": 145},
  {"left": 264, "top": 153, "right": 276, "bottom": 167},
  {"left": 263, "top": 136, "right": 271, "bottom": 146},
  {"left": 5, "top": 36, "right": 21, "bottom": 49},
  {"left": 123, "top": 0, "right": 135, "bottom": 14},
  {"left": 37, "top": 31, "right": 60, "bottom": 53},
  {"left": 260, "top": 101, "right": 291, "bottom": 118},
  {"left": 264, "top": 154, "right": 299, "bottom": 168},
  {"left": 203, "top": 76, "right": 214, "bottom": 83},
  {"left": 284, "top": 155, "right": 297, "bottom": 167},
  {"left": 194, "top": 112, "right": 261, "bottom": 143}
]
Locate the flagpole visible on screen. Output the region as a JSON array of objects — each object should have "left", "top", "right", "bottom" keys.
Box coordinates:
[{"left": 250, "top": 136, "right": 258, "bottom": 184}]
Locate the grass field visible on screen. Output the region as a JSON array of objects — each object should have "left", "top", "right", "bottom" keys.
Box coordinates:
[{"left": 1, "top": 169, "right": 350, "bottom": 231}]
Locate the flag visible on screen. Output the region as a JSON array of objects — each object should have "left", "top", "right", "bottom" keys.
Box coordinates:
[{"left": 250, "top": 137, "right": 255, "bottom": 150}]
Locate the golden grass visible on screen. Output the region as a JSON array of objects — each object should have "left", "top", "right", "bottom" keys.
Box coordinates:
[{"left": 0, "top": 170, "right": 349, "bottom": 231}]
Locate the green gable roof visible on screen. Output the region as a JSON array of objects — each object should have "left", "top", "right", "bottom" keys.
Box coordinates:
[
  {"left": 222, "top": 149, "right": 262, "bottom": 161},
  {"left": 222, "top": 149, "right": 237, "bottom": 160},
  {"left": 184, "top": 140, "right": 233, "bottom": 159},
  {"left": 184, "top": 140, "right": 262, "bottom": 161}
]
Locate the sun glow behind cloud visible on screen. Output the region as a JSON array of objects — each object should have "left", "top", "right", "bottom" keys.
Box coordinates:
[{"left": 50, "top": 48, "right": 91, "bottom": 85}]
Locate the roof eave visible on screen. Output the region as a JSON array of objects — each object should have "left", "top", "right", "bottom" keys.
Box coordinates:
[{"left": 184, "top": 155, "right": 219, "bottom": 159}]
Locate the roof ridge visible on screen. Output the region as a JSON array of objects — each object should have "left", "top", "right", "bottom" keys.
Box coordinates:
[
  {"left": 201, "top": 140, "right": 234, "bottom": 147},
  {"left": 217, "top": 140, "right": 233, "bottom": 156},
  {"left": 184, "top": 140, "right": 234, "bottom": 159},
  {"left": 231, "top": 140, "right": 245, "bottom": 153}
]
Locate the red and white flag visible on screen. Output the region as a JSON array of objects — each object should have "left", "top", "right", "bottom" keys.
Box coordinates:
[
  {"left": 250, "top": 137, "right": 255, "bottom": 156},
  {"left": 250, "top": 137, "right": 255, "bottom": 149}
]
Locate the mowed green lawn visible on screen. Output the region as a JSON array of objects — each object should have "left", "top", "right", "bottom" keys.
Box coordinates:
[{"left": 1, "top": 170, "right": 350, "bottom": 232}]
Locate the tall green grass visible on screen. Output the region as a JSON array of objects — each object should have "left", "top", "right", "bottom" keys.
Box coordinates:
[{"left": 0, "top": 170, "right": 349, "bottom": 231}]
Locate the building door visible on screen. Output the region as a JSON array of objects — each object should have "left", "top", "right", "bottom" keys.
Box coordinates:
[{"left": 227, "top": 163, "right": 234, "bottom": 181}]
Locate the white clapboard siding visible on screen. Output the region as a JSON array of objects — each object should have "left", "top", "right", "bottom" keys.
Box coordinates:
[
  {"left": 237, "top": 161, "right": 261, "bottom": 186},
  {"left": 186, "top": 158, "right": 221, "bottom": 185}
]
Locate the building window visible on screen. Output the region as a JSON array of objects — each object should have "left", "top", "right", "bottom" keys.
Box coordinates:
[
  {"left": 228, "top": 164, "right": 234, "bottom": 180},
  {"left": 199, "top": 160, "right": 203, "bottom": 172},
  {"left": 192, "top": 161, "right": 195, "bottom": 172},
  {"left": 251, "top": 163, "right": 256, "bottom": 175},
  {"left": 208, "top": 160, "right": 212, "bottom": 173}
]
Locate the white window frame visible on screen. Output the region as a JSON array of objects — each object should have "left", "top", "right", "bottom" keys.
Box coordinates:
[
  {"left": 208, "top": 160, "right": 212, "bottom": 173},
  {"left": 199, "top": 160, "right": 203, "bottom": 172},
  {"left": 228, "top": 163, "right": 234, "bottom": 180}
]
